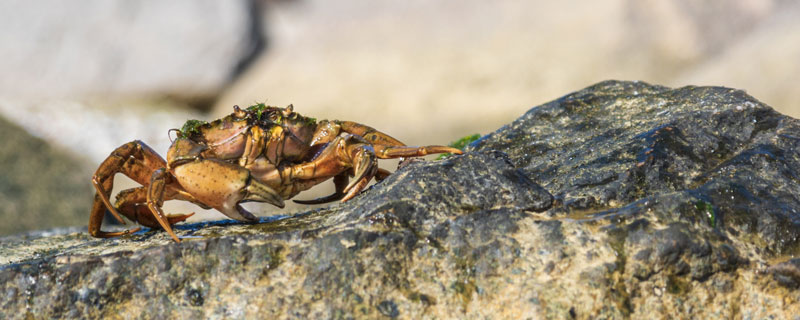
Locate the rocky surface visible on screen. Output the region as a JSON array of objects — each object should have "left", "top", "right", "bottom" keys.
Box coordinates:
[{"left": 2, "top": 81, "right": 800, "bottom": 319}]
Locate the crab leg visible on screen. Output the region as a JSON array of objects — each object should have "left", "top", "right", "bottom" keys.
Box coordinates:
[
  {"left": 147, "top": 168, "right": 182, "bottom": 242},
  {"left": 281, "top": 134, "right": 375, "bottom": 199},
  {"left": 375, "top": 168, "right": 392, "bottom": 181},
  {"left": 373, "top": 145, "right": 464, "bottom": 159},
  {"left": 90, "top": 140, "right": 192, "bottom": 238},
  {"left": 286, "top": 117, "right": 465, "bottom": 202},
  {"left": 341, "top": 144, "right": 378, "bottom": 200},
  {"left": 314, "top": 120, "right": 462, "bottom": 159},
  {"left": 90, "top": 140, "right": 202, "bottom": 239},
  {"left": 115, "top": 187, "right": 196, "bottom": 229},
  {"left": 293, "top": 173, "right": 350, "bottom": 204},
  {"left": 338, "top": 121, "right": 463, "bottom": 158},
  {"left": 337, "top": 120, "right": 406, "bottom": 147},
  {"left": 284, "top": 132, "right": 461, "bottom": 202},
  {"left": 91, "top": 141, "right": 164, "bottom": 225}
]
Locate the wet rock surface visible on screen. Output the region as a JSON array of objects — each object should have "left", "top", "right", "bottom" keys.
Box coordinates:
[{"left": 2, "top": 80, "right": 800, "bottom": 319}]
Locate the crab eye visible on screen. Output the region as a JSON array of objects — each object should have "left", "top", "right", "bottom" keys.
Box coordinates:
[{"left": 233, "top": 105, "right": 247, "bottom": 119}]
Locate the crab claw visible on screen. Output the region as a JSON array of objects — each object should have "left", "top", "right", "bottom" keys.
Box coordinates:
[
  {"left": 222, "top": 176, "right": 285, "bottom": 221},
  {"left": 231, "top": 177, "right": 286, "bottom": 221},
  {"left": 171, "top": 158, "right": 284, "bottom": 223}
]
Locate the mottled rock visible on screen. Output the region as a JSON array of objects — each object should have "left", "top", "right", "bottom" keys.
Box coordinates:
[
  {"left": 471, "top": 80, "right": 800, "bottom": 318},
  {"left": 770, "top": 258, "right": 800, "bottom": 289},
  {"left": 0, "top": 151, "right": 551, "bottom": 319},
  {"left": 2, "top": 81, "right": 800, "bottom": 319}
]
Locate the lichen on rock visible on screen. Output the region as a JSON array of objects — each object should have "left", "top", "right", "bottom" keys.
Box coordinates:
[{"left": 2, "top": 80, "right": 800, "bottom": 319}]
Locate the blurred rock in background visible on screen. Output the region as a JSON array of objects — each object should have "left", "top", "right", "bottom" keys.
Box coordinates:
[
  {"left": 0, "top": 0, "right": 262, "bottom": 106},
  {"left": 1, "top": 0, "right": 799, "bottom": 235},
  {"left": 0, "top": 115, "right": 91, "bottom": 235},
  {"left": 214, "top": 0, "right": 799, "bottom": 145}
]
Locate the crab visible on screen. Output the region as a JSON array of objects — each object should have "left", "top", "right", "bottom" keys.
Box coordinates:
[{"left": 90, "top": 104, "right": 463, "bottom": 242}]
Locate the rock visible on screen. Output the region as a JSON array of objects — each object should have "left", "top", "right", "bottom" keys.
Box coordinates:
[
  {"left": 0, "top": 115, "right": 92, "bottom": 236},
  {"left": 0, "top": 0, "right": 263, "bottom": 104},
  {"left": 0, "top": 150, "right": 551, "bottom": 319},
  {"left": 470, "top": 80, "right": 800, "bottom": 317},
  {"left": 2, "top": 81, "right": 800, "bottom": 318},
  {"left": 770, "top": 258, "right": 800, "bottom": 289},
  {"left": 471, "top": 80, "right": 800, "bottom": 255}
]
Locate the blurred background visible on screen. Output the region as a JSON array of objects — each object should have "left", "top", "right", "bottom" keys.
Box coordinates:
[{"left": 1, "top": 0, "right": 798, "bottom": 235}]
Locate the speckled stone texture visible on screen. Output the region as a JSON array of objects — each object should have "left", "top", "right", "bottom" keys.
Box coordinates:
[{"left": 2, "top": 81, "right": 800, "bottom": 319}]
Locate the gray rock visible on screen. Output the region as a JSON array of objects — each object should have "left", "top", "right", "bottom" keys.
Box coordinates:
[
  {"left": 0, "top": 0, "right": 263, "bottom": 103},
  {"left": 0, "top": 115, "right": 91, "bottom": 236},
  {"left": 2, "top": 81, "right": 800, "bottom": 318},
  {"left": 471, "top": 80, "right": 800, "bottom": 317},
  {"left": 770, "top": 258, "right": 800, "bottom": 288}
]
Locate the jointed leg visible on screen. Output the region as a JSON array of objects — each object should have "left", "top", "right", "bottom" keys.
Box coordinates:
[
  {"left": 373, "top": 145, "right": 463, "bottom": 159},
  {"left": 336, "top": 120, "right": 463, "bottom": 158},
  {"left": 115, "top": 187, "right": 195, "bottom": 229},
  {"left": 293, "top": 173, "right": 350, "bottom": 204},
  {"left": 341, "top": 144, "right": 377, "bottom": 201},
  {"left": 90, "top": 140, "right": 193, "bottom": 239},
  {"left": 90, "top": 140, "right": 168, "bottom": 238},
  {"left": 281, "top": 134, "right": 379, "bottom": 202},
  {"left": 89, "top": 197, "right": 142, "bottom": 238},
  {"left": 292, "top": 121, "right": 463, "bottom": 203},
  {"left": 337, "top": 121, "right": 406, "bottom": 147},
  {"left": 376, "top": 168, "right": 391, "bottom": 181},
  {"left": 147, "top": 168, "right": 183, "bottom": 242}
]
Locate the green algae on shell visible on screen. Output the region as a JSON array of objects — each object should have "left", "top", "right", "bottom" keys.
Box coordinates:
[{"left": 179, "top": 119, "right": 208, "bottom": 137}]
